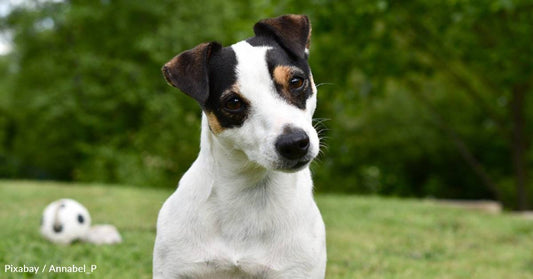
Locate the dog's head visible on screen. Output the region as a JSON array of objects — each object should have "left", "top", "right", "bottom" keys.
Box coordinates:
[{"left": 162, "top": 15, "right": 318, "bottom": 172}]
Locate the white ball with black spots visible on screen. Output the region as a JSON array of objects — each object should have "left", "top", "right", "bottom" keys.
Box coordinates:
[{"left": 40, "top": 199, "right": 91, "bottom": 244}]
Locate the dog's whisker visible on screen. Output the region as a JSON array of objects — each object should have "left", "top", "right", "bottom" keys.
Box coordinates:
[
  {"left": 316, "top": 129, "right": 330, "bottom": 135},
  {"left": 313, "top": 119, "right": 330, "bottom": 127},
  {"left": 312, "top": 118, "right": 331, "bottom": 125},
  {"left": 315, "top": 82, "right": 335, "bottom": 88},
  {"left": 313, "top": 119, "right": 330, "bottom": 141}
]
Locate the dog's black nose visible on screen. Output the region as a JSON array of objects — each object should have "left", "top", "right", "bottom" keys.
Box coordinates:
[{"left": 275, "top": 128, "right": 310, "bottom": 160}]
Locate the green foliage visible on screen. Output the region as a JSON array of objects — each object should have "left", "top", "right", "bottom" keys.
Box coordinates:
[
  {"left": 0, "top": 0, "right": 532, "bottom": 207},
  {"left": 0, "top": 0, "right": 267, "bottom": 186},
  {"left": 304, "top": 0, "right": 533, "bottom": 208}
]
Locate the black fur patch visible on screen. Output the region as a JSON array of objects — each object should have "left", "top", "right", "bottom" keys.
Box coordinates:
[
  {"left": 164, "top": 15, "right": 314, "bottom": 132},
  {"left": 203, "top": 46, "right": 249, "bottom": 130},
  {"left": 247, "top": 37, "right": 313, "bottom": 110}
]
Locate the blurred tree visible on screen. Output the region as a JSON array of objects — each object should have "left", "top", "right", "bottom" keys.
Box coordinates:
[
  {"left": 0, "top": 0, "right": 266, "bottom": 186},
  {"left": 0, "top": 0, "right": 531, "bottom": 209},
  {"left": 0, "top": 54, "right": 16, "bottom": 176},
  {"left": 305, "top": 0, "right": 532, "bottom": 209}
]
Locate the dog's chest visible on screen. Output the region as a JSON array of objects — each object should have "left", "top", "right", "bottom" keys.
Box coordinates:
[
  {"left": 192, "top": 183, "right": 308, "bottom": 275},
  {"left": 194, "top": 222, "right": 308, "bottom": 279},
  {"left": 154, "top": 168, "right": 323, "bottom": 278},
  {"left": 209, "top": 186, "right": 293, "bottom": 240},
  {"left": 192, "top": 245, "right": 278, "bottom": 278}
]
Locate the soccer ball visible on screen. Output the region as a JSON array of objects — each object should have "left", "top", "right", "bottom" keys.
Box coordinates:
[{"left": 40, "top": 199, "right": 91, "bottom": 244}]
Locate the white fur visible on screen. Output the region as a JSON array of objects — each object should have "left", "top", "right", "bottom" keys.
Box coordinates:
[{"left": 153, "top": 41, "right": 326, "bottom": 279}]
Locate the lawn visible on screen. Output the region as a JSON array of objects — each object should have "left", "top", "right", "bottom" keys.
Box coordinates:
[{"left": 1, "top": 180, "right": 532, "bottom": 278}]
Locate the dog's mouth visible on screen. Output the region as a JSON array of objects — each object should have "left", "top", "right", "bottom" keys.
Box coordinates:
[
  {"left": 292, "top": 160, "right": 310, "bottom": 169},
  {"left": 275, "top": 158, "right": 312, "bottom": 172}
]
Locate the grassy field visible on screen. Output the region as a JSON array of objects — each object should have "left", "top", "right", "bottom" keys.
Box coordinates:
[{"left": 0, "top": 180, "right": 532, "bottom": 278}]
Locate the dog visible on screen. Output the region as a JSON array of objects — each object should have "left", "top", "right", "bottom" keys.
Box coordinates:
[{"left": 153, "top": 14, "right": 326, "bottom": 279}]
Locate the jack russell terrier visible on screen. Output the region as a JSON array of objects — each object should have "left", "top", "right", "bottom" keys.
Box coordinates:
[{"left": 153, "top": 14, "right": 326, "bottom": 279}]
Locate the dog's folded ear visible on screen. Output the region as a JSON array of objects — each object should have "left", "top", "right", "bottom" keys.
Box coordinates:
[
  {"left": 162, "top": 42, "right": 222, "bottom": 105},
  {"left": 253, "top": 14, "right": 311, "bottom": 59}
]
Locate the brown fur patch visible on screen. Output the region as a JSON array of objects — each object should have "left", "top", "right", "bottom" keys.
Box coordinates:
[
  {"left": 254, "top": 15, "right": 311, "bottom": 59},
  {"left": 271, "top": 65, "right": 311, "bottom": 109},
  {"left": 162, "top": 42, "right": 222, "bottom": 104},
  {"left": 273, "top": 65, "right": 306, "bottom": 104},
  {"left": 283, "top": 15, "right": 312, "bottom": 50},
  {"left": 206, "top": 112, "right": 224, "bottom": 134},
  {"left": 273, "top": 66, "right": 292, "bottom": 91}
]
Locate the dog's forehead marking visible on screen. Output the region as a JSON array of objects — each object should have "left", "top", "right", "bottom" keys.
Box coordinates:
[
  {"left": 231, "top": 41, "right": 310, "bottom": 109},
  {"left": 231, "top": 41, "right": 273, "bottom": 97},
  {"left": 234, "top": 38, "right": 313, "bottom": 110}
]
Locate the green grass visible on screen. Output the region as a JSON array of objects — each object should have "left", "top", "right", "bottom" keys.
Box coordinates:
[{"left": 1, "top": 180, "right": 532, "bottom": 279}]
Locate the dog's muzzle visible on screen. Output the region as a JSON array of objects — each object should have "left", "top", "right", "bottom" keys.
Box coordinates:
[{"left": 275, "top": 127, "right": 312, "bottom": 170}]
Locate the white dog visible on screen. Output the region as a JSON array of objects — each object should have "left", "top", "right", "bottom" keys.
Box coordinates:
[{"left": 153, "top": 14, "right": 326, "bottom": 279}]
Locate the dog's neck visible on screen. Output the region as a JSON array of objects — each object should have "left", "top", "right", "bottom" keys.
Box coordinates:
[
  {"left": 199, "top": 114, "right": 269, "bottom": 187},
  {"left": 197, "top": 114, "right": 302, "bottom": 198}
]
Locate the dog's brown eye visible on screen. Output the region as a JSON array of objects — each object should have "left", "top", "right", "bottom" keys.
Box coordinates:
[
  {"left": 289, "top": 77, "right": 305, "bottom": 90},
  {"left": 224, "top": 97, "right": 243, "bottom": 112}
]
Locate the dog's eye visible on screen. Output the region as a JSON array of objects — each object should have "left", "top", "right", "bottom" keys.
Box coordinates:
[
  {"left": 223, "top": 97, "right": 244, "bottom": 113},
  {"left": 289, "top": 77, "right": 305, "bottom": 90}
]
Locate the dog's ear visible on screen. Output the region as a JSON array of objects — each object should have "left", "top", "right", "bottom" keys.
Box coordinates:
[
  {"left": 253, "top": 14, "right": 311, "bottom": 59},
  {"left": 162, "top": 42, "right": 222, "bottom": 105}
]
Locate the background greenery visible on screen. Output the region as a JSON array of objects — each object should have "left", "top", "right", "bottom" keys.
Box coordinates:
[
  {"left": 1, "top": 181, "right": 533, "bottom": 278},
  {"left": 0, "top": 0, "right": 532, "bottom": 209}
]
